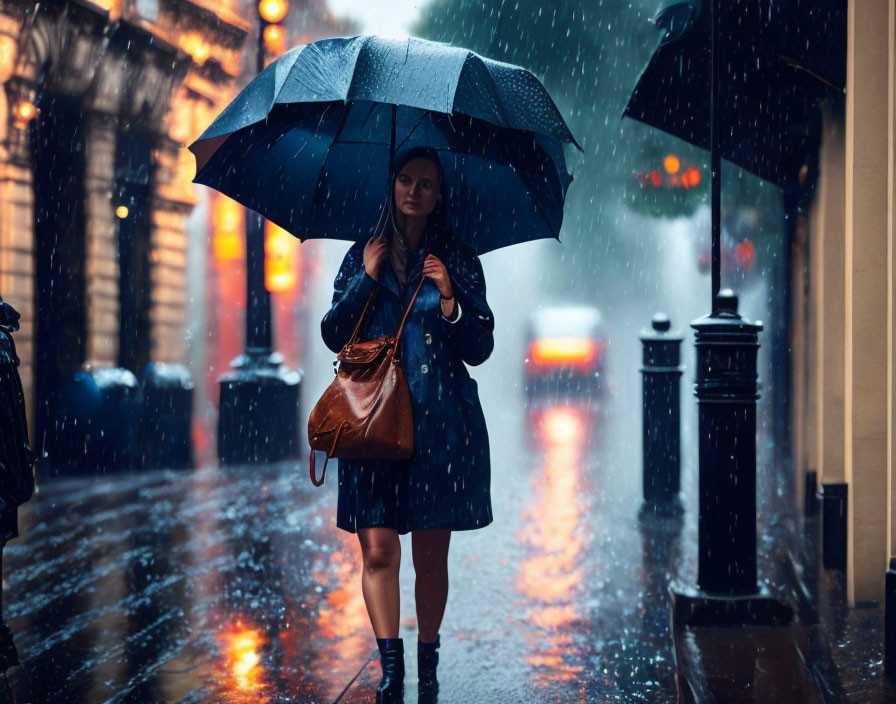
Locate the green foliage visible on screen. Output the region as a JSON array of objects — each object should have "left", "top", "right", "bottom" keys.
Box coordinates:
[
  {"left": 412, "top": 0, "right": 785, "bottom": 295},
  {"left": 620, "top": 125, "right": 709, "bottom": 219}
]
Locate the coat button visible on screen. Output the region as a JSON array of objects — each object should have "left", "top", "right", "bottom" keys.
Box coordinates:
[
  {"left": 421, "top": 364, "right": 429, "bottom": 374},
  {"left": 424, "top": 333, "right": 432, "bottom": 345}
]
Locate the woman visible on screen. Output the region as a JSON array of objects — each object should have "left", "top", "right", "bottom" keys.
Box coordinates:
[{"left": 321, "top": 147, "right": 494, "bottom": 703}]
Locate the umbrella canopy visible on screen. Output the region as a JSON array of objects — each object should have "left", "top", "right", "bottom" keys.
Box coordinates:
[
  {"left": 190, "top": 35, "right": 580, "bottom": 254},
  {"left": 624, "top": 0, "right": 846, "bottom": 186}
]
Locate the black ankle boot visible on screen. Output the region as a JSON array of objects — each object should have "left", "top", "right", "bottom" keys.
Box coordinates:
[
  {"left": 417, "top": 634, "right": 440, "bottom": 702},
  {"left": 375, "top": 638, "right": 404, "bottom": 703}
]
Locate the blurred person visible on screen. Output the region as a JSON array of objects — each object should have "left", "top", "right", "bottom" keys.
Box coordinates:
[{"left": 0, "top": 299, "right": 35, "bottom": 701}]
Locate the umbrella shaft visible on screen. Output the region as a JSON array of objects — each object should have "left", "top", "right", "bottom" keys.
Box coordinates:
[{"left": 711, "top": 0, "right": 721, "bottom": 311}]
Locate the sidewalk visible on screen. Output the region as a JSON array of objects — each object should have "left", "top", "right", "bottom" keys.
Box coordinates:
[
  {"left": 667, "top": 445, "right": 896, "bottom": 704},
  {"left": 0, "top": 419, "right": 883, "bottom": 701},
  {"left": 0, "top": 427, "right": 686, "bottom": 702}
]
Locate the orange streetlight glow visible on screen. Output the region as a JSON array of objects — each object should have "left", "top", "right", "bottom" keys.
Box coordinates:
[
  {"left": 264, "top": 222, "right": 297, "bottom": 292},
  {"left": 17, "top": 102, "right": 35, "bottom": 121},
  {"left": 663, "top": 154, "right": 681, "bottom": 174},
  {"left": 13, "top": 100, "right": 37, "bottom": 129},
  {"left": 263, "top": 24, "right": 287, "bottom": 54},
  {"left": 213, "top": 197, "right": 245, "bottom": 262},
  {"left": 215, "top": 618, "right": 270, "bottom": 700},
  {"left": 115, "top": 206, "right": 129, "bottom": 219},
  {"left": 258, "top": 0, "right": 288, "bottom": 23}
]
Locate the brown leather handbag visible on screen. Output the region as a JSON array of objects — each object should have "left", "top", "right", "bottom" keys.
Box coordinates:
[{"left": 308, "top": 277, "right": 425, "bottom": 486}]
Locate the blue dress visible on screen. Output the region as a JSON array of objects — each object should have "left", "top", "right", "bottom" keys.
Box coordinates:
[{"left": 320, "top": 227, "right": 494, "bottom": 534}]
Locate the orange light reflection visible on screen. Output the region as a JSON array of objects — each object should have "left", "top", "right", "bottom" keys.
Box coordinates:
[
  {"left": 288, "top": 530, "right": 371, "bottom": 690},
  {"left": 214, "top": 618, "right": 271, "bottom": 703},
  {"left": 516, "top": 404, "right": 591, "bottom": 686}
]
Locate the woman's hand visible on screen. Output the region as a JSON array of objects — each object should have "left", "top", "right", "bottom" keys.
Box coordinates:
[
  {"left": 423, "top": 254, "right": 456, "bottom": 317},
  {"left": 363, "top": 234, "right": 388, "bottom": 280}
]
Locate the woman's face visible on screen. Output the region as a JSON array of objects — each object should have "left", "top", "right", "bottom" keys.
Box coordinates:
[{"left": 394, "top": 157, "right": 441, "bottom": 218}]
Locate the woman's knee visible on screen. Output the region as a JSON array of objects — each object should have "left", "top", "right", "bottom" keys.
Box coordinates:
[{"left": 359, "top": 531, "right": 400, "bottom": 573}]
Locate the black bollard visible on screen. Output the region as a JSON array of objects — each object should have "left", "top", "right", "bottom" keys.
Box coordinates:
[
  {"left": 692, "top": 289, "right": 761, "bottom": 595},
  {"left": 218, "top": 355, "right": 302, "bottom": 465},
  {"left": 53, "top": 367, "right": 142, "bottom": 475},
  {"left": 140, "top": 363, "right": 194, "bottom": 470},
  {"left": 670, "top": 289, "right": 792, "bottom": 627},
  {"left": 639, "top": 313, "right": 683, "bottom": 511},
  {"left": 804, "top": 469, "right": 818, "bottom": 518}
]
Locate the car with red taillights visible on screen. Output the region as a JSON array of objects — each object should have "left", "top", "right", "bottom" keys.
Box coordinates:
[{"left": 524, "top": 306, "right": 607, "bottom": 398}]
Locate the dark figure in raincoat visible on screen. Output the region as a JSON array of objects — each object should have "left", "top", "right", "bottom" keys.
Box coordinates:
[
  {"left": 321, "top": 147, "right": 494, "bottom": 703},
  {"left": 0, "top": 300, "right": 34, "bottom": 694}
]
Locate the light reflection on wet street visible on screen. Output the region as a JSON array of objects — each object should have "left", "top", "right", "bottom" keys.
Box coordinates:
[{"left": 1, "top": 208, "right": 779, "bottom": 702}]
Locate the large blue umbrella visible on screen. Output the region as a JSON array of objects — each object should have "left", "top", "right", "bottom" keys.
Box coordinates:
[{"left": 189, "top": 35, "right": 580, "bottom": 255}]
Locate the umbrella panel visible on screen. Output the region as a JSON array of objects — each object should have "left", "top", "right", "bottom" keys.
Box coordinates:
[
  {"left": 624, "top": 0, "right": 844, "bottom": 185},
  {"left": 194, "top": 100, "right": 571, "bottom": 254}
]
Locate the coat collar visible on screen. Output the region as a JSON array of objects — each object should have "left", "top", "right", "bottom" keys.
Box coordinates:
[
  {"left": 379, "top": 228, "right": 437, "bottom": 299},
  {"left": 378, "top": 258, "right": 401, "bottom": 299}
]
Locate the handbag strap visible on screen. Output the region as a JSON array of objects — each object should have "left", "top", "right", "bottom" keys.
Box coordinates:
[
  {"left": 347, "top": 285, "right": 379, "bottom": 345},
  {"left": 310, "top": 419, "right": 348, "bottom": 486},
  {"left": 310, "top": 278, "right": 426, "bottom": 488},
  {"left": 347, "top": 275, "right": 426, "bottom": 348},
  {"left": 395, "top": 277, "right": 426, "bottom": 348}
]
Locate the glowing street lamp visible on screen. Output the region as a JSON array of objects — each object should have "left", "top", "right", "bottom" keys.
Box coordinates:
[
  {"left": 258, "top": 0, "right": 288, "bottom": 24},
  {"left": 217, "top": 0, "right": 299, "bottom": 465},
  {"left": 258, "top": 0, "right": 289, "bottom": 63},
  {"left": 13, "top": 100, "right": 37, "bottom": 130}
]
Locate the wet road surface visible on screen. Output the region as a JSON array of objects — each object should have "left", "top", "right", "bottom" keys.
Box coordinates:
[
  {"left": 2, "top": 209, "right": 794, "bottom": 702},
  {"left": 6, "top": 403, "right": 688, "bottom": 703}
]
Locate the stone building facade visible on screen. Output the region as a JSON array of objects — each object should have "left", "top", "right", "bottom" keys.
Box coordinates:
[
  {"left": 0, "top": 0, "right": 249, "bottom": 462},
  {"left": 0, "top": 0, "right": 359, "bottom": 469},
  {"left": 0, "top": 0, "right": 242, "bottom": 456},
  {"left": 790, "top": 1, "right": 896, "bottom": 613}
]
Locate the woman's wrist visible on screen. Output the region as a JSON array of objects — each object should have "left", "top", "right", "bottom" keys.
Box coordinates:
[{"left": 440, "top": 296, "right": 457, "bottom": 320}]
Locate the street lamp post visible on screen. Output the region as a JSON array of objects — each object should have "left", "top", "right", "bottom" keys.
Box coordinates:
[
  {"left": 669, "top": 0, "right": 792, "bottom": 629},
  {"left": 217, "top": 0, "right": 301, "bottom": 465}
]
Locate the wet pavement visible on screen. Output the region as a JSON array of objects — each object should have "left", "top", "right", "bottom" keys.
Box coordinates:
[
  {"left": 0, "top": 213, "right": 857, "bottom": 702},
  {"left": 4, "top": 399, "right": 688, "bottom": 703}
]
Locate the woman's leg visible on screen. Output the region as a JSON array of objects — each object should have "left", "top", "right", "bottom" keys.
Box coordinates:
[
  {"left": 411, "top": 529, "right": 451, "bottom": 642},
  {"left": 358, "top": 527, "right": 402, "bottom": 638}
]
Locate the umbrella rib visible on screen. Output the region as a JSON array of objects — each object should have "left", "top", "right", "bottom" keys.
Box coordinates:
[
  {"left": 394, "top": 109, "right": 431, "bottom": 152},
  {"left": 304, "top": 103, "right": 356, "bottom": 237},
  {"left": 499, "top": 136, "right": 561, "bottom": 239},
  {"left": 779, "top": 55, "right": 844, "bottom": 93},
  {"left": 358, "top": 101, "right": 378, "bottom": 132},
  {"left": 473, "top": 56, "right": 512, "bottom": 130}
]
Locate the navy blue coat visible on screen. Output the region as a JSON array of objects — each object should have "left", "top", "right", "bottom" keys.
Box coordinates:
[{"left": 321, "top": 227, "right": 494, "bottom": 534}]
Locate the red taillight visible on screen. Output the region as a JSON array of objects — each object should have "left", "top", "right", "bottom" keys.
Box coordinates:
[{"left": 528, "top": 338, "right": 604, "bottom": 370}]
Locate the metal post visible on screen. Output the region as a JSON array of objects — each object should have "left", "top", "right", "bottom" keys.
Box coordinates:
[
  {"left": 245, "top": 211, "right": 272, "bottom": 354},
  {"left": 710, "top": 0, "right": 721, "bottom": 313},
  {"left": 669, "top": 289, "right": 792, "bottom": 626},
  {"left": 693, "top": 289, "right": 759, "bottom": 594},
  {"left": 820, "top": 483, "right": 848, "bottom": 571},
  {"left": 216, "top": 6, "right": 301, "bottom": 466},
  {"left": 639, "top": 313, "right": 683, "bottom": 512}
]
